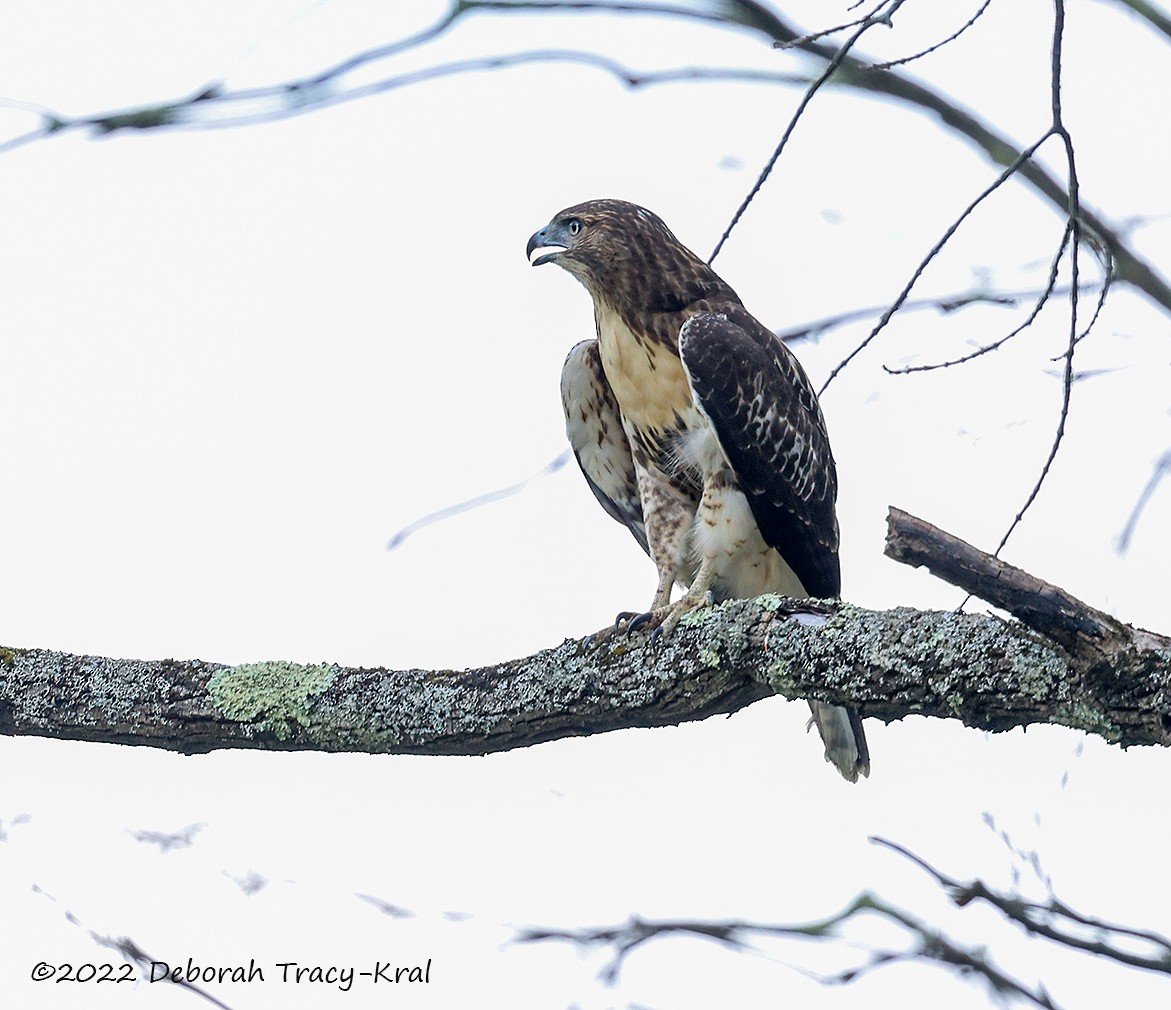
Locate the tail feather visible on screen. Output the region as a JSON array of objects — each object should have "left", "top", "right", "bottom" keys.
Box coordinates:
[{"left": 808, "top": 701, "right": 870, "bottom": 783}]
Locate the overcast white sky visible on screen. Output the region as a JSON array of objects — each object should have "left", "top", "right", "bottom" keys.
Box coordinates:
[{"left": 1, "top": 2, "right": 1169, "bottom": 1008}]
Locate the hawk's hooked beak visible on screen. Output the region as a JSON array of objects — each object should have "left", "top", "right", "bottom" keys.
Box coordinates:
[{"left": 527, "top": 221, "right": 570, "bottom": 267}]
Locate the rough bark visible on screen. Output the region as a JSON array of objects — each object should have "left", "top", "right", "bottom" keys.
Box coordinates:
[
  {"left": 884, "top": 507, "right": 1171, "bottom": 746},
  {"left": 2, "top": 542, "right": 1168, "bottom": 756}
]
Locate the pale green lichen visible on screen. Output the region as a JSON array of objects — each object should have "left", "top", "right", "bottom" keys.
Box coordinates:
[
  {"left": 755, "top": 593, "right": 786, "bottom": 612},
  {"left": 208, "top": 661, "right": 338, "bottom": 740},
  {"left": 678, "top": 605, "right": 719, "bottom": 629},
  {"left": 698, "top": 648, "right": 722, "bottom": 669}
]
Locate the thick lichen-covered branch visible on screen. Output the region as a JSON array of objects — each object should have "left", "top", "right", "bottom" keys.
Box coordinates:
[
  {"left": 1, "top": 588, "right": 1167, "bottom": 756},
  {"left": 885, "top": 507, "right": 1131, "bottom": 656},
  {"left": 884, "top": 508, "right": 1171, "bottom": 718}
]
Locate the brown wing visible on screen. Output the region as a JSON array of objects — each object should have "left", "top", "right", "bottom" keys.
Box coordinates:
[
  {"left": 679, "top": 310, "right": 840, "bottom": 598},
  {"left": 681, "top": 312, "right": 866, "bottom": 779}
]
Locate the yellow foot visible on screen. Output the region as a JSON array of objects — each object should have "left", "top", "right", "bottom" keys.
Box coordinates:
[
  {"left": 616, "top": 591, "right": 714, "bottom": 642},
  {"left": 656, "top": 592, "right": 713, "bottom": 638}
]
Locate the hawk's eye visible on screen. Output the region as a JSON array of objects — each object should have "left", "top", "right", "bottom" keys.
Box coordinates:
[{"left": 567, "top": 218, "right": 584, "bottom": 237}]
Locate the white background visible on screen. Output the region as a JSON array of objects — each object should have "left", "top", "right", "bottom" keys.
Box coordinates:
[{"left": 1, "top": 2, "right": 1169, "bottom": 1008}]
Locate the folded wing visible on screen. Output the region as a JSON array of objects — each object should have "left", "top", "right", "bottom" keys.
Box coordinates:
[
  {"left": 560, "top": 340, "right": 649, "bottom": 555},
  {"left": 679, "top": 310, "right": 840, "bottom": 599}
]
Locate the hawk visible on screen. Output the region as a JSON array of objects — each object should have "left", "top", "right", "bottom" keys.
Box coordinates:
[{"left": 527, "top": 199, "right": 869, "bottom": 782}]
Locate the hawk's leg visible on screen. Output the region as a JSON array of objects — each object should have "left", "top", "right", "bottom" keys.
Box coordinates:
[
  {"left": 652, "top": 552, "right": 719, "bottom": 637},
  {"left": 615, "top": 468, "right": 695, "bottom": 633},
  {"left": 616, "top": 562, "right": 674, "bottom": 629},
  {"left": 638, "top": 469, "right": 694, "bottom": 607},
  {"left": 652, "top": 467, "right": 742, "bottom": 637}
]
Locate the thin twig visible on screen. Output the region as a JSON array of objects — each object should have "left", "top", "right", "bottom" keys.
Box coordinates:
[
  {"left": 1, "top": 0, "right": 1168, "bottom": 318},
  {"left": 64, "top": 53, "right": 807, "bottom": 134},
  {"left": 991, "top": 0, "right": 1083, "bottom": 558},
  {"left": 874, "top": 837, "right": 1171, "bottom": 975},
  {"left": 708, "top": 0, "right": 906, "bottom": 264},
  {"left": 29, "top": 886, "right": 239, "bottom": 1010},
  {"left": 386, "top": 450, "right": 571, "bottom": 551},
  {"left": 772, "top": 2, "right": 886, "bottom": 49},
  {"left": 517, "top": 889, "right": 1068, "bottom": 1007},
  {"left": 1096, "top": 0, "right": 1171, "bottom": 41},
  {"left": 884, "top": 222, "right": 1073, "bottom": 374},
  {"left": 1114, "top": 448, "right": 1171, "bottom": 554},
  {"left": 872, "top": 0, "right": 997, "bottom": 69},
  {"left": 818, "top": 134, "right": 1049, "bottom": 394},
  {"left": 775, "top": 284, "right": 1089, "bottom": 343},
  {"left": 1066, "top": 243, "right": 1113, "bottom": 350}
]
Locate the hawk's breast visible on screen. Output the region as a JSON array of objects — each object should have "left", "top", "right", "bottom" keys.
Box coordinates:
[
  {"left": 594, "top": 300, "right": 697, "bottom": 478},
  {"left": 595, "top": 303, "right": 690, "bottom": 431}
]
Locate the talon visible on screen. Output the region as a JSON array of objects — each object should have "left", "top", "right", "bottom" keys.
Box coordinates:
[
  {"left": 626, "top": 611, "right": 657, "bottom": 634},
  {"left": 581, "top": 634, "right": 595, "bottom": 650},
  {"left": 614, "top": 611, "right": 639, "bottom": 629},
  {"left": 653, "top": 590, "right": 715, "bottom": 640},
  {"left": 649, "top": 625, "right": 665, "bottom": 647}
]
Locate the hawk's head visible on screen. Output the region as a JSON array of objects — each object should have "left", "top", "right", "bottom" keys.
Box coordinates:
[{"left": 527, "top": 199, "right": 722, "bottom": 312}]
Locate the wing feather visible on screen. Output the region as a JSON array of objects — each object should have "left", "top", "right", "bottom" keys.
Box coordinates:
[
  {"left": 560, "top": 340, "right": 649, "bottom": 555},
  {"left": 679, "top": 311, "right": 840, "bottom": 598}
]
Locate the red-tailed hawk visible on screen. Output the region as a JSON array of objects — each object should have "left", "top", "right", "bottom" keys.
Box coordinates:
[{"left": 527, "top": 199, "right": 869, "bottom": 782}]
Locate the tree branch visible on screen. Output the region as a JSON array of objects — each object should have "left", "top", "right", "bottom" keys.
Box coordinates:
[
  {"left": 874, "top": 838, "right": 1171, "bottom": 975},
  {"left": 515, "top": 897, "right": 1069, "bottom": 1008},
  {"left": 884, "top": 507, "right": 1170, "bottom": 670},
  {"left": 518, "top": 834, "right": 1171, "bottom": 1006},
  {"left": 3, "top": 1, "right": 1169, "bottom": 316},
  {"left": 708, "top": 0, "right": 905, "bottom": 263},
  {"left": 1098, "top": 0, "right": 1171, "bottom": 42},
  {"left": 768, "top": 9, "right": 1171, "bottom": 317},
  {"left": 3, "top": 515, "right": 1168, "bottom": 755}
]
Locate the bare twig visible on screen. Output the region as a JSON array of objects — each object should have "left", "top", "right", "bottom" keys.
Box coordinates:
[
  {"left": 874, "top": 838, "right": 1171, "bottom": 975},
  {"left": 872, "top": 0, "right": 997, "bottom": 69},
  {"left": 1096, "top": 0, "right": 1171, "bottom": 41},
  {"left": 27, "top": 52, "right": 807, "bottom": 136},
  {"left": 775, "top": 284, "right": 1088, "bottom": 344},
  {"left": 708, "top": 0, "right": 906, "bottom": 264},
  {"left": 519, "top": 834, "right": 1171, "bottom": 1006},
  {"left": 771, "top": 2, "right": 886, "bottom": 49},
  {"left": 990, "top": 0, "right": 1086, "bottom": 559},
  {"left": 818, "top": 135, "right": 1049, "bottom": 394},
  {"left": 29, "top": 887, "right": 239, "bottom": 1010},
  {"left": 517, "top": 891, "right": 1066, "bottom": 1008},
  {"left": 883, "top": 224, "right": 1074, "bottom": 374},
  {"left": 386, "top": 450, "right": 571, "bottom": 551},
  {"left": 1115, "top": 448, "right": 1171, "bottom": 554},
  {"left": 2, "top": 0, "right": 1169, "bottom": 316},
  {"left": 1063, "top": 242, "right": 1113, "bottom": 352}
]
